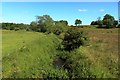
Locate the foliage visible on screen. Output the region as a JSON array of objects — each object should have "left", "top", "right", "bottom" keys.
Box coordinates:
[
  {"left": 91, "top": 21, "right": 97, "bottom": 25},
  {"left": 2, "top": 13, "right": 119, "bottom": 79},
  {"left": 91, "top": 20, "right": 103, "bottom": 26},
  {"left": 56, "top": 27, "right": 90, "bottom": 78},
  {"left": 50, "top": 20, "right": 68, "bottom": 35},
  {"left": 75, "top": 19, "right": 82, "bottom": 26},
  {"left": 114, "top": 20, "right": 118, "bottom": 27},
  {"left": 56, "top": 20, "right": 68, "bottom": 26},
  {"left": 61, "top": 28, "right": 88, "bottom": 51},
  {"left": 2, "top": 28, "right": 118, "bottom": 78},
  {"left": 36, "top": 15, "right": 54, "bottom": 32},
  {"left": 2, "top": 23, "right": 30, "bottom": 30},
  {"left": 30, "top": 21, "right": 37, "bottom": 30},
  {"left": 2, "top": 30, "right": 68, "bottom": 78},
  {"left": 57, "top": 49, "right": 93, "bottom": 78},
  {"left": 102, "top": 14, "right": 114, "bottom": 28},
  {"left": 91, "top": 14, "right": 117, "bottom": 28},
  {"left": 65, "top": 50, "right": 92, "bottom": 78}
]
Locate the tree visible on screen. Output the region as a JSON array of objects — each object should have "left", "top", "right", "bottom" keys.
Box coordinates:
[
  {"left": 30, "top": 21, "right": 37, "bottom": 31},
  {"left": 91, "top": 17, "right": 103, "bottom": 26},
  {"left": 62, "top": 28, "right": 87, "bottom": 51},
  {"left": 2, "top": 23, "right": 29, "bottom": 30},
  {"left": 75, "top": 19, "right": 82, "bottom": 26},
  {"left": 30, "top": 21, "right": 37, "bottom": 27},
  {"left": 91, "top": 21, "right": 97, "bottom": 25},
  {"left": 103, "top": 14, "right": 115, "bottom": 28},
  {"left": 51, "top": 20, "right": 68, "bottom": 35},
  {"left": 114, "top": 20, "right": 118, "bottom": 27},
  {"left": 59, "top": 20, "right": 68, "bottom": 26},
  {"left": 37, "top": 15, "right": 54, "bottom": 32},
  {"left": 97, "top": 20, "right": 103, "bottom": 25},
  {"left": 55, "top": 20, "right": 68, "bottom": 26},
  {"left": 97, "top": 17, "right": 103, "bottom": 25}
]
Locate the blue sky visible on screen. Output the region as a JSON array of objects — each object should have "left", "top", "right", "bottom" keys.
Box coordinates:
[
  {"left": 1, "top": 0, "right": 119, "bottom": 2},
  {"left": 2, "top": 2, "right": 118, "bottom": 25}
]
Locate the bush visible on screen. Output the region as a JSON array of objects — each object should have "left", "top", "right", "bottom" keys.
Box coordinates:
[
  {"left": 50, "top": 21, "right": 68, "bottom": 35},
  {"left": 61, "top": 28, "right": 88, "bottom": 51},
  {"left": 26, "top": 28, "right": 30, "bottom": 31},
  {"left": 14, "top": 28, "right": 20, "bottom": 31},
  {"left": 10, "top": 26, "right": 15, "bottom": 30},
  {"left": 65, "top": 50, "right": 92, "bottom": 78},
  {"left": 57, "top": 49, "right": 92, "bottom": 78}
]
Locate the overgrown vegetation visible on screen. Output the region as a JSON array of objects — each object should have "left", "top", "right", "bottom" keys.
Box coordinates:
[
  {"left": 2, "top": 13, "right": 119, "bottom": 79},
  {"left": 2, "top": 30, "right": 68, "bottom": 78},
  {"left": 2, "top": 23, "right": 30, "bottom": 30},
  {"left": 61, "top": 28, "right": 88, "bottom": 51},
  {"left": 53, "top": 28, "right": 90, "bottom": 79}
]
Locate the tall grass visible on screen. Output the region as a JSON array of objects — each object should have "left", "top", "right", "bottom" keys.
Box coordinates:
[
  {"left": 2, "top": 30, "right": 68, "bottom": 78},
  {"left": 79, "top": 28, "right": 119, "bottom": 78},
  {"left": 2, "top": 28, "right": 119, "bottom": 78}
]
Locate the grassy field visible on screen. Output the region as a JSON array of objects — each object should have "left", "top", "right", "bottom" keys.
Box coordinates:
[
  {"left": 2, "top": 30, "right": 68, "bottom": 78},
  {"left": 2, "top": 28, "right": 119, "bottom": 78},
  {"left": 79, "top": 28, "right": 119, "bottom": 78}
]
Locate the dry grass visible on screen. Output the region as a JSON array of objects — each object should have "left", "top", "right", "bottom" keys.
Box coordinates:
[{"left": 79, "top": 28, "right": 119, "bottom": 78}]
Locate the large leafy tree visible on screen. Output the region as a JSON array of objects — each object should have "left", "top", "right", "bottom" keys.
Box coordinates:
[
  {"left": 36, "top": 15, "right": 54, "bottom": 32},
  {"left": 51, "top": 20, "right": 68, "bottom": 35},
  {"left": 75, "top": 19, "right": 82, "bottom": 26},
  {"left": 103, "top": 14, "right": 115, "bottom": 28}
]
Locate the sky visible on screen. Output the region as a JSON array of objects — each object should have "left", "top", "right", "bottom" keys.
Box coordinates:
[
  {"left": 2, "top": 2, "right": 118, "bottom": 25},
  {"left": 1, "top": 0, "right": 119, "bottom": 2}
]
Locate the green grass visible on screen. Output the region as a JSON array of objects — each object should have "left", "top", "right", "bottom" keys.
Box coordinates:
[
  {"left": 2, "top": 30, "right": 68, "bottom": 78},
  {"left": 2, "top": 28, "right": 119, "bottom": 78},
  {"left": 2, "top": 30, "right": 40, "bottom": 56}
]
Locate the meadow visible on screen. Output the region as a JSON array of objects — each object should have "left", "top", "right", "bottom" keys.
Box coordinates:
[
  {"left": 2, "top": 28, "right": 119, "bottom": 78},
  {"left": 2, "top": 30, "right": 68, "bottom": 78},
  {"left": 78, "top": 28, "right": 119, "bottom": 78}
]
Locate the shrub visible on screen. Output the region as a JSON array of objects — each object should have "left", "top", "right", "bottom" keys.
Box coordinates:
[
  {"left": 66, "top": 50, "right": 92, "bottom": 78},
  {"left": 57, "top": 49, "right": 92, "bottom": 78},
  {"left": 26, "top": 28, "right": 30, "bottom": 31},
  {"left": 50, "top": 22, "right": 68, "bottom": 35},
  {"left": 10, "top": 26, "right": 15, "bottom": 30},
  {"left": 14, "top": 28, "right": 20, "bottom": 31},
  {"left": 61, "top": 28, "right": 88, "bottom": 51}
]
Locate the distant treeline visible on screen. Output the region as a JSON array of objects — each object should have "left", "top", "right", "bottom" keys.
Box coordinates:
[
  {"left": 1, "top": 14, "right": 119, "bottom": 32},
  {"left": 90, "top": 14, "right": 119, "bottom": 28},
  {"left": 1, "top": 23, "right": 30, "bottom": 31}
]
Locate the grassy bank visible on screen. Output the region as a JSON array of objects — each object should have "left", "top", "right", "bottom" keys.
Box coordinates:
[
  {"left": 2, "top": 30, "right": 68, "bottom": 78},
  {"left": 2, "top": 28, "right": 119, "bottom": 78}
]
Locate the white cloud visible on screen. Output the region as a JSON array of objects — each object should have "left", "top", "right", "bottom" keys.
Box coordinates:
[
  {"left": 78, "top": 9, "right": 87, "bottom": 12},
  {"left": 99, "top": 9, "right": 104, "bottom": 12}
]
